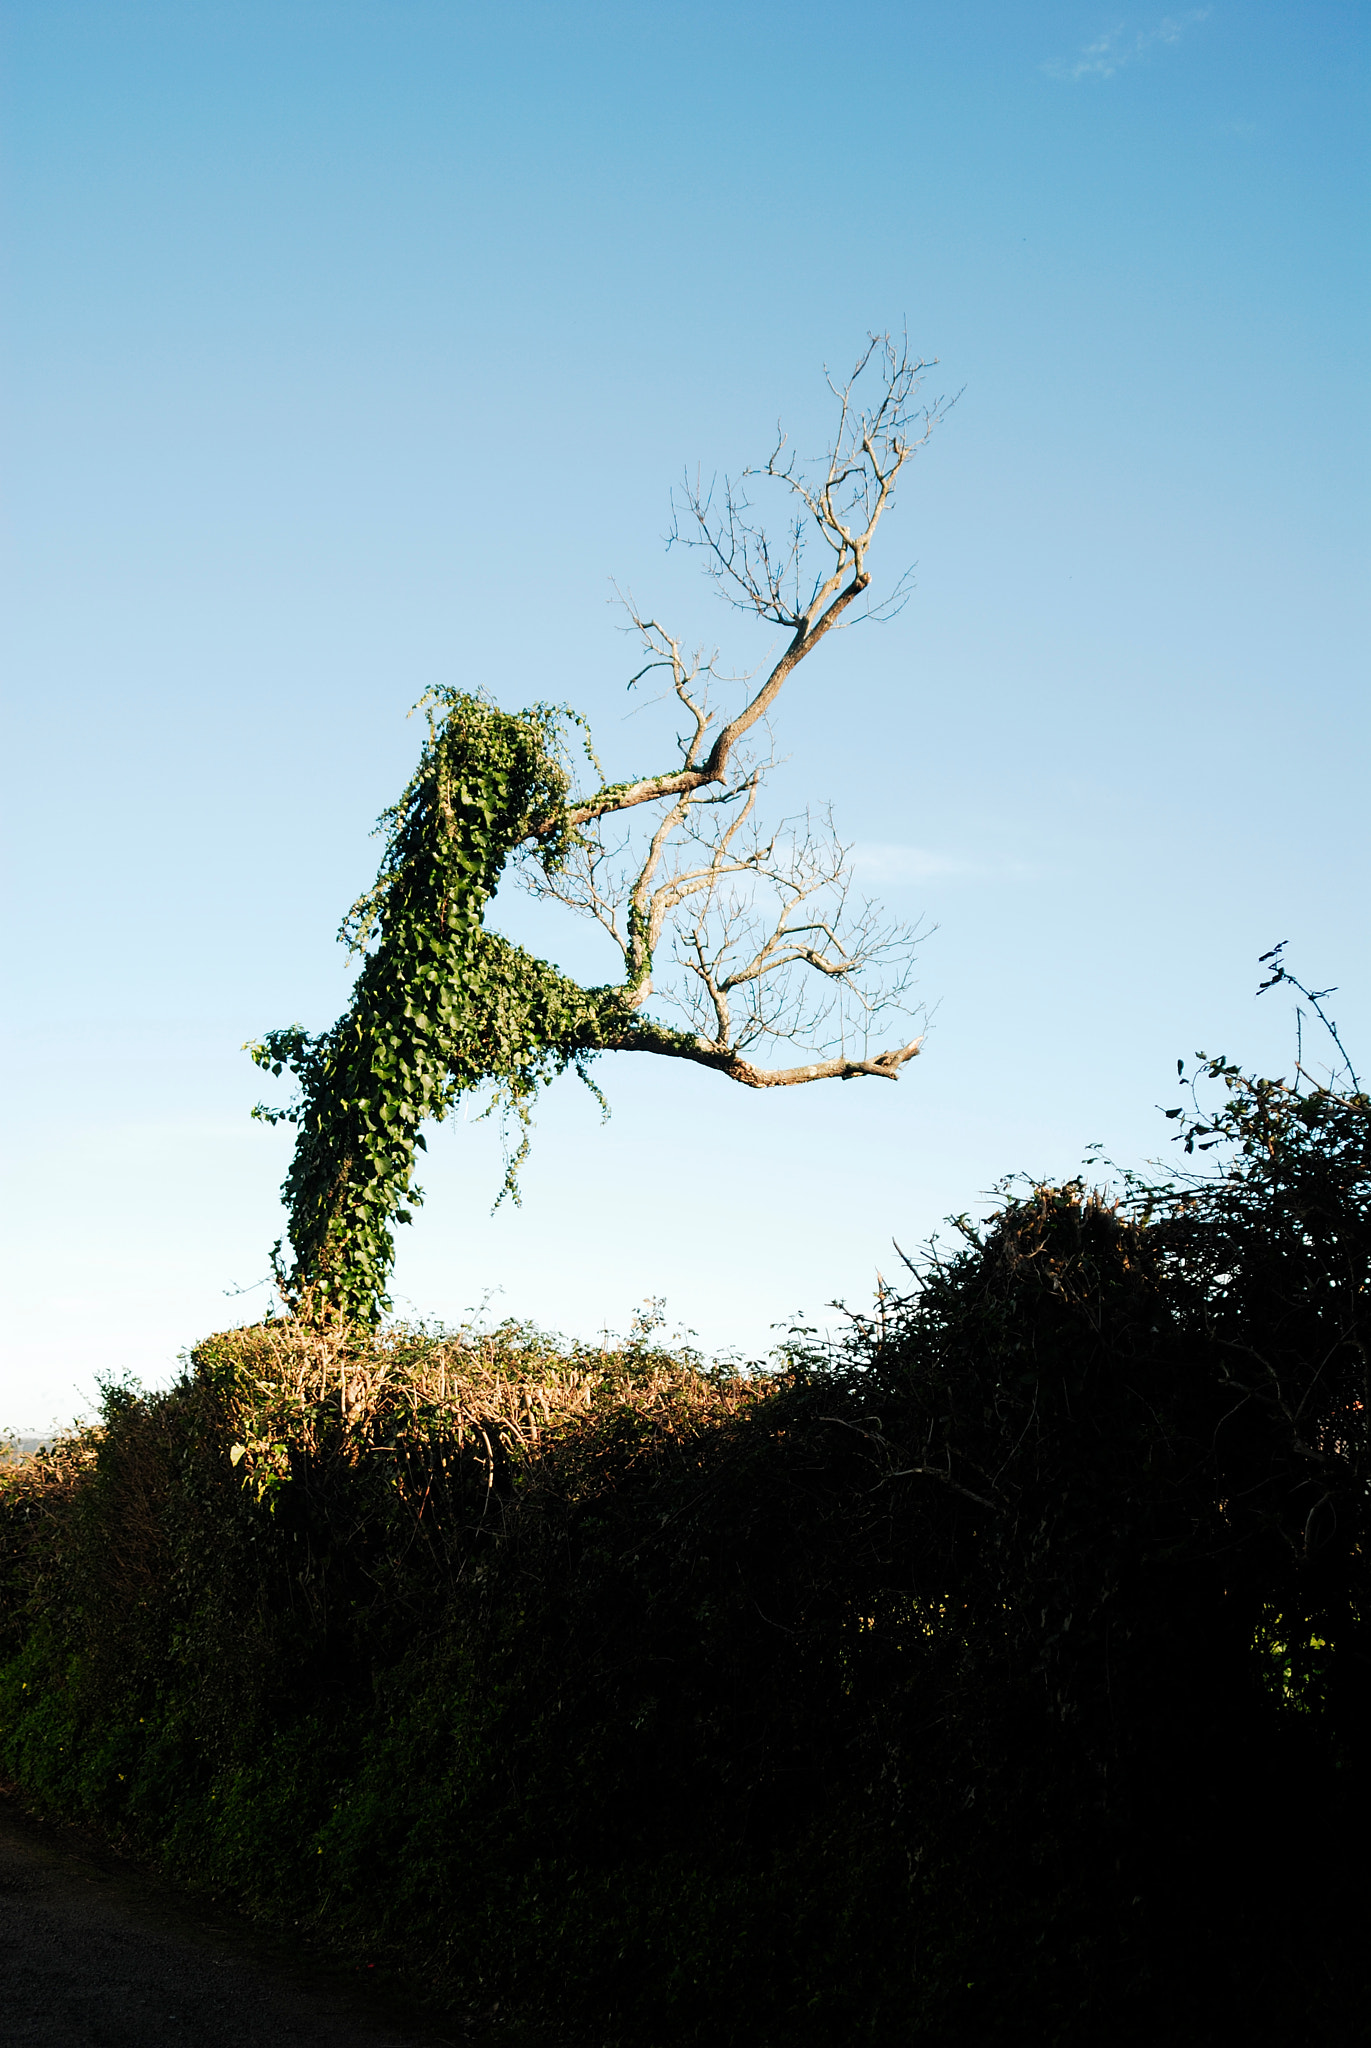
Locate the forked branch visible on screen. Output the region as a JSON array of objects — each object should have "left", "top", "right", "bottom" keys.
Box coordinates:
[
  {"left": 518, "top": 334, "right": 944, "bottom": 1097},
  {"left": 536, "top": 332, "right": 955, "bottom": 838}
]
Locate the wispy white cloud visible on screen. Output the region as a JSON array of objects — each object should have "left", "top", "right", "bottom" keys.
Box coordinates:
[
  {"left": 850, "top": 844, "right": 1039, "bottom": 886},
  {"left": 1043, "top": 10, "right": 1210, "bottom": 82}
]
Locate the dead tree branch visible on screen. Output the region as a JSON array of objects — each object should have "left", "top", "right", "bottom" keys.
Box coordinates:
[{"left": 518, "top": 333, "right": 949, "bottom": 1094}]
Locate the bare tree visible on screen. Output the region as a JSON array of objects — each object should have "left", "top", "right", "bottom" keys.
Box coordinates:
[
  {"left": 252, "top": 333, "right": 956, "bottom": 1319},
  {"left": 523, "top": 330, "right": 953, "bottom": 1089}
]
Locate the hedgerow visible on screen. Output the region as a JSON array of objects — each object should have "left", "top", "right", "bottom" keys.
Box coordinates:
[{"left": 2, "top": 1051, "right": 1369, "bottom": 2043}]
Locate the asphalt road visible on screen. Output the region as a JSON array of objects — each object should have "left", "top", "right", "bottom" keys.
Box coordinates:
[{"left": 0, "top": 1791, "right": 460, "bottom": 2047}]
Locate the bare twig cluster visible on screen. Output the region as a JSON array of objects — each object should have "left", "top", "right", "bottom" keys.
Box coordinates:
[{"left": 522, "top": 332, "right": 953, "bottom": 1091}]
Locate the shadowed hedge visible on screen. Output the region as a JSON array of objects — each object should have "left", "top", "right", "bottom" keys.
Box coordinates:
[{"left": 2, "top": 1061, "right": 1369, "bottom": 2044}]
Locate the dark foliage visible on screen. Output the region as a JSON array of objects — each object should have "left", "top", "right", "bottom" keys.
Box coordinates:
[{"left": 2, "top": 1055, "right": 1368, "bottom": 2044}]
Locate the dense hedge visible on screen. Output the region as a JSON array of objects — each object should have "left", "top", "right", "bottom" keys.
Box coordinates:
[{"left": 2, "top": 1063, "right": 1368, "bottom": 2044}]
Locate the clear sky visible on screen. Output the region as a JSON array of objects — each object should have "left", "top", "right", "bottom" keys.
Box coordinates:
[{"left": 3, "top": 1, "right": 1367, "bottom": 1427}]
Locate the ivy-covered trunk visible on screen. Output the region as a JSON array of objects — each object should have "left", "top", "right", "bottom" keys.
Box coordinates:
[{"left": 250, "top": 691, "right": 665, "bottom": 1320}]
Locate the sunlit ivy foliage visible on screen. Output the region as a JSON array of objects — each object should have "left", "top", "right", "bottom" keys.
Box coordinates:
[{"left": 249, "top": 691, "right": 687, "bottom": 1321}]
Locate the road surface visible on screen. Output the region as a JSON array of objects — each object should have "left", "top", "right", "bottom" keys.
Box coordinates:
[{"left": 0, "top": 1789, "right": 460, "bottom": 2047}]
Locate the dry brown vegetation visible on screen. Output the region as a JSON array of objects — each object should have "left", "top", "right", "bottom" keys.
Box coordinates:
[{"left": 201, "top": 1310, "right": 761, "bottom": 1486}]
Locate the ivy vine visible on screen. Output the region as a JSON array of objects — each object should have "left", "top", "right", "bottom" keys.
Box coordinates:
[{"left": 249, "top": 690, "right": 683, "bottom": 1323}]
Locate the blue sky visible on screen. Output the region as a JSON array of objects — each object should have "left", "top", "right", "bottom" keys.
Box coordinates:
[{"left": 3, "top": 1, "right": 1366, "bottom": 1425}]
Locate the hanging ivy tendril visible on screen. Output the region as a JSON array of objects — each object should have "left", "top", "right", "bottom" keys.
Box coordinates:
[{"left": 249, "top": 690, "right": 682, "bottom": 1323}]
